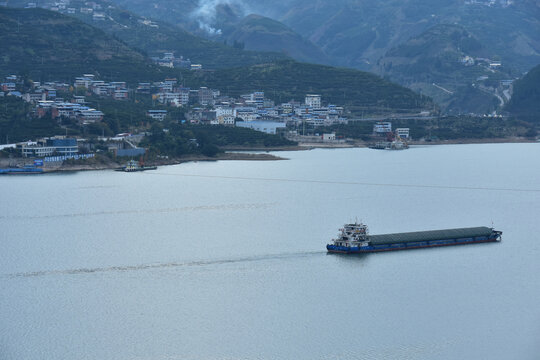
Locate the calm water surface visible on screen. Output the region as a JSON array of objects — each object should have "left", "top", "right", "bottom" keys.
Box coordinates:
[{"left": 1, "top": 143, "right": 540, "bottom": 359}]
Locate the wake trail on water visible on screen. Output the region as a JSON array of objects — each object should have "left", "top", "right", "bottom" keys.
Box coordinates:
[
  {"left": 146, "top": 172, "right": 540, "bottom": 193},
  {"left": 3, "top": 251, "right": 324, "bottom": 279},
  {"left": 0, "top": 202, "right": 276, "bottom": 220}
]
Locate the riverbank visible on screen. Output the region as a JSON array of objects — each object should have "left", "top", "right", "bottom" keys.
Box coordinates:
[
  {"left": 409, "top": 137, "right": 538, "bottom": 145},
  {"left": 41, "top": 152, "right": 287, "bottom": 173},
  {"left": 294, "top": 137, "right": 537, "bottom": 148},
  {"left": 1, "top": 137, "right": 536, "bottom": 173}
]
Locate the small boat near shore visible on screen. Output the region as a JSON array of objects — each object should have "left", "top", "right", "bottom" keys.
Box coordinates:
[
  {"left": 327, "top": 222, "right": 502, "bottom": 253},
  {"left": 115, "top": 159, "right": 157, "bottom": 172},
  {"left": 368, "top": 139, "right": 408, "bottom": 150}
]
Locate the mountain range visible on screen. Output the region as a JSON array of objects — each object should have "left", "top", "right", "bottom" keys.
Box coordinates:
[
  {"left": 2, "top": 0, "right": 539, "bottom": 116},
  {"left": 107, "top": 0, "right": 540, "bottom": 113},
  {"left": 5, "top": 0, "right": 290, "bottom": 69},
  {"left": 0, "top": 6, "right": 433, "bottom": 116},
  {"left": 376, "top": 24, "right": 520, "bottom": 114},
  {"left": 109, "top": 0, "right": 540, "bottom": 71}
]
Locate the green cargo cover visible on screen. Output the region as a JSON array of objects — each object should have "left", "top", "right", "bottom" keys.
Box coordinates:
[{"left": 369, "top": 227, "right": 493, "bottom": 245}]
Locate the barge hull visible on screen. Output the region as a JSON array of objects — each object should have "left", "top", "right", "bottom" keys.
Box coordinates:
[{"left": 326, "top": 235, "right": 500, "bottom": 254}]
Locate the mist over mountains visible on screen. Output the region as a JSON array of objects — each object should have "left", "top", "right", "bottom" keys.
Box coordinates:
[
  {"left": 112, "top": 0, "right": 539, "bottom": 69},
  {"left": 105, "top": 0, "right": 539, "bottom": 113},
  {"left": 2, "top": 0, "right": 539, "bottom": 115}
]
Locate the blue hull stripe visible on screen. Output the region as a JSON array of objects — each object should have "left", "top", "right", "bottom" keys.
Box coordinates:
[{"left": 327, "top": 236, "right": 499, "bottom": 253}]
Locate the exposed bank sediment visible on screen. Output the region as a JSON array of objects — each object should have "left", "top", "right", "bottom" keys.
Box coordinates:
[{"left": 41, "top": 152, "right": 287, "bottom": 173}]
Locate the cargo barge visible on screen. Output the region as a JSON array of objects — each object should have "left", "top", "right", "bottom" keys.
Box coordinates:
[{"left": 326, "top": 222, "right": 502, "bottom": 253}]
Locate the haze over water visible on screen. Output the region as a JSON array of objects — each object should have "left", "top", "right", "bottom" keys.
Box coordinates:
[{"left": 1, "top": 143, "right": 539, "bottom": 360}]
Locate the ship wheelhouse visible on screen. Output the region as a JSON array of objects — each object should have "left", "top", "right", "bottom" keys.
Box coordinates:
[{"left": 332, "top": 222, "right": 371, "bottom": 247}]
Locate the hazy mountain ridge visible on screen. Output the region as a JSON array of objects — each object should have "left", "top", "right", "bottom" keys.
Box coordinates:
[
  {"left": 4, "top": 0, "right": 290, "bottom": 69},
  {"left": 375, "top": 24, "right": 519, "bottom": 114},
  {"left": 3, "top": 0, "right": 537, "bottom": 118},
  {"left": 275, "top": 0, "right": 540, "bottom": 71},
  {"left": 102, "top": 0, "right": 539, "bottom": 115},
  {"left": 216, "top": 14, "right": 330, "bottom": 64},
  {"left": 0, "top": 7, "right": 434, "bottom": 117},
  {"left": 111, "top": 0, "right": 539, "bottom": 72},
  {"left": 109, "top": 0, "right": 328, "bottom": 64}
]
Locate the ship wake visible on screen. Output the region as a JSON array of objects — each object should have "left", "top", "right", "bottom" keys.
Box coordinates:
[{"left": 4, "top": 251, "right": 324, "bottom": 279}]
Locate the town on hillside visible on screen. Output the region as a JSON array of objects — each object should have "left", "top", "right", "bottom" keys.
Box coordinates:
[
  {"left": 1, "top": 73, "right": 349, "bottom": 132},
  {"left": 1, "top": 72, "right": 420, "bottom": 166}
]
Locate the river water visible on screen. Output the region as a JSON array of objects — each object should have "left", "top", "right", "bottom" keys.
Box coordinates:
[{"left": 1, "top": 143, "right": 539, "bottom": 360}]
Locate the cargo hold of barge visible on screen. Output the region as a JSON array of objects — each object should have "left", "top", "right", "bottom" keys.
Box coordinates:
[{"left": 326, "top": 222, "right": 502, "bottom": 254}]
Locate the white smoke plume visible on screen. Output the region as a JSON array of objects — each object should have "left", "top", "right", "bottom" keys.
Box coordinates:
[{"left": 191, "top": 0, "right": 250, "bottom": 35}]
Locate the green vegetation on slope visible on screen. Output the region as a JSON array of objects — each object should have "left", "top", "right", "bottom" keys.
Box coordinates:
[
  {"left": 79, "top": 5, "right": 289, "bottom": 69},
  {"left": 185, "top": 60, "right": 434, "bottom": 116},
  {"left": 141, "top": 122, "right": 296, "bottom": 158},
  {"left": 505, "top": 64, "right": 540, "bottom": 122},
  {"left": 43, "top": 0, "right": 289, "bottom": 69},
  {"left": 217, "top": 14, "right": 329, "bottom": 64},
  {"left": 319, "top": 116, "right": 537, "bottom": 141},
  {"left": 0, "top": 7, "right": 177, "bottom": 83},
  {"left": 0, "top": 96, "right": 64, "bottom": 142}
]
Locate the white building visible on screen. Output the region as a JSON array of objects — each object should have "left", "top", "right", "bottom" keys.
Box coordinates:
[
  {"left": 74, "top": 77, "right": 93, "bottom": 89},
  {"left": 322, "top": 133, "right": 336, "bottom": 141},
  {"left": 178, "top": 88, "right": 190, "bottom": 106},
  {"left": 147, "top": 110, "right": 167, "bottom": 121},
  {"left": 77, "top": 109, "right": 104, "bottom": 124},
  {"left": 373, "top": 122, "right": 392, "bottom": 134},
  {"left": 306, "top": 116, "right": 325, "bottom": 127},
  {"left": 158, "top": 92, "right": 180, "bottom": 105},
  {"left": 21, "top": 144, "right": 56, "bottom": 157},
  {"left": 396, "top": 128, "right": 410, "bottom": 139},
  {"left": 281, "top": 103, "right": 293, "bottom": 114},
  {"left": 216, "top": 106, "right": 234, "bottom": 118},
  {"left": 159, "top": 81, "right": 174, "bottom": 92},
  {"left": 235, "top": 107, "right": 258, "bottom": 122},
  {"left": 305, "top": 94, "right": 322, "bottom": 109},
  {"left": 236, "top": 121, "right": 286, "bottom": 134},
  {"left": 220, "top": 115, "right": 236, "bottom": 125},
  {"left": 113, "top": 90, "right": 128, "bottom": 100}
]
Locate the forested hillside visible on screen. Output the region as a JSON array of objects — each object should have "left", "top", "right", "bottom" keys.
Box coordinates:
[
  {"left": 0, "top": 7, "right": 169, "bottom": 82},
  {"left": 505, "top": 64, "right": 540, "bottom": 122}
]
